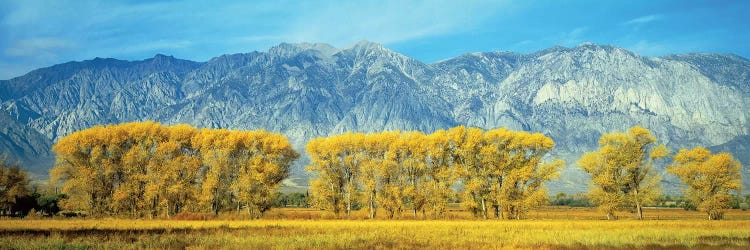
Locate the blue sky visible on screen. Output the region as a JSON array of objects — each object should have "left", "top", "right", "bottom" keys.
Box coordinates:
[{"left": 1, "top": 0, "right": 749, "bottom": 79}]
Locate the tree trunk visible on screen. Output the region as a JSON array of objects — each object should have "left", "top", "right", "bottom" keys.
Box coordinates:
[
  {"left": 481, "top": 198, "right": 487, "bottom": 219},
  {"left": 607, "top": 211, "right": 615, "bottom": 220},
  {"left": 369, "top": 190, "right": 377, "bottom": 219},
  {"left": 214, "top": 199, "right": 219, "bottom": 216},
  {"left": 369, "top": 202, "right": 376, "bottom": 219},
  {"left": 634, "top": 189, "right": 643, "bottom": 220},
  {"left": 346, "top": 191, "right": 351, "bottom": 218},
  {"left": 636, "top": 202, "right": 643, "bottom": 220}
]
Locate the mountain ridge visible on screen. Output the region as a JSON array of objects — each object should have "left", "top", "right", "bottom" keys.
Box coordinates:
[{"left": 1, "top": 41, "right": 748, "bottom": 193}]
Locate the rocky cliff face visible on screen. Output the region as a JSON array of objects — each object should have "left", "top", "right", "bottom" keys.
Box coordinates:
[{"left": 1, "top": 41, "right": 748, "bottom": 192}]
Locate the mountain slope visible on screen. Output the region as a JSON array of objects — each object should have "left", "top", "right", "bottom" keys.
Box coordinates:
[
  {"left": 0, "top": 107, "right": 53, "bottom": 176},
  {"left": 1, "top": 41, "right": 748, "bottom": 192}
]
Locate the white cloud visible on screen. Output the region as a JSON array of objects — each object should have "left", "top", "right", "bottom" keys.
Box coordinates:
[
  {"left": 0, "top": 0, "right": 517, "bottom": 77},
  {"left": 623, "top": 15, "right": 663, "bottom": 26}
]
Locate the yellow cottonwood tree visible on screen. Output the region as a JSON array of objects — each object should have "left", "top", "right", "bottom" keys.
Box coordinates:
[
  {"left": 494, "top": 130, "right": 563, "bottom": 219},
  {"left": 379, "top": 135, "right": 409, "bottom": 219},
  {"left": 305, "top": 126, "right": 562, "bottom": 220},
  {"left": 194, "top": 129, "right": 237, "bottom": 215},
  {"left": 451, "top": 126, "right": 493, "bottom": 219},
  {"left": 307, "top": 133, "right": 369, "bottom": 218},
  {"left": 578, "top": 126, "right": 667, "bottom": 220},
  {"left": 51, "top": 121, "right": 297, "bottom": 218},
  {"left": 235, "top": 131, "right": 298, "bottom": 218},
  {"left": 423, "top": 130, "right": 457, "bottom": 219},
  {"left": 393, "top": 131, "right": 428, "bottom": 218},
  {"left": 149, "top": 124, "right": 201, "bottom": 218},
  {"left": 306, "top": 136, "right": 346, "bottom": 217},
  {"left": 359, "top": 131, "right": 399, "bottom": 219},
  {"left": 668, "top": 147, "right": 742, "bottom": 220}
]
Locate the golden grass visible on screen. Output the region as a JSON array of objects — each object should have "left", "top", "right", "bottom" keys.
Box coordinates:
[
  {"left": 2, "top": 207, "right": 750, "bottom": 249},
  {"left": 259, "top": 206, "right": 750, "bottom": 221}
]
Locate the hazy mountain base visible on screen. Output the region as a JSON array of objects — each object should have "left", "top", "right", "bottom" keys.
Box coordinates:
[{"left": 1, "top": 41, "right": 748, "bottom": 193}]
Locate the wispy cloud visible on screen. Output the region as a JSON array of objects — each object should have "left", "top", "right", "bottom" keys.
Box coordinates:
[
  {"left": 1, "top": 1, "right": 748, "bottom": 79},
  {"left": 0, "top": 0, "right": 509, "bottom": 79},
  {"left": 623, "top": 14, "right": 663, "bottom": 26},
  {"left": 281, "top": 0, "right": 506, "bottom": 46},
  {"left": 5, "top": 37, "right": 75, "bottom": 57}
]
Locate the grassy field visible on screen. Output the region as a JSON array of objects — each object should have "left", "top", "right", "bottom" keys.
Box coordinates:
[{"left": 2, "top": 207, "right": 750, "bottom": 249}]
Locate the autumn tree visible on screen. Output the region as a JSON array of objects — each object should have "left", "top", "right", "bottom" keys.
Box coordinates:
[
  {"left": 51, "top": 121, "right": 298, "bottom": 218},
  {"left": 307, "top": 135, "right": 348, "bottom": 218},
  {"left": 307, "top": 126, "right": 563, "bottom": 220},
  {"left": 149, "top": 124, "right": 201, "bottom": 218},
  {"left": 192, "top": 129, "right": 235, "bottom": 215},
  {"left": 234, "top": 131, "right": 299, "bottom": 218},
  {"left": 52, "top": 124, "right": 121, "bottom": 215},
  {"left": 578, "top": 126, "right": 668, "bottom": 220},
  {"left": 422, "top": 130, "right": 457, "bottom": 218},
  {"left": 1, "top": 157, "right": 30, "bottom": 216},
  {"left": 119, "top": 122, "right": 164, "bottom": 217},
  {"left": 451, "top": 126, "right": 494, "bottom": 219},
  {"left": 668, "top": 147, "right": 742, "bottom": 220},
  {"left": 192, "top": 128, "right": 298, "bottom": 218},
  {"left": 486, "top": 129, "right": 564, "bottom": 219},
  {"left": 359, "top": 131, "right": 399, "bottom": 219},
  {"left": 389, "top": 131, "right": 429, "bottom": 218},
  {"left": 338, "top": 133, "right": 365, "bottom": 218}
]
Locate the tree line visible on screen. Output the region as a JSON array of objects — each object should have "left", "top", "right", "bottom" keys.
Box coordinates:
[
  {"left": 306, "top": 127, "right": 564, "bottom": 219},
  {"left": 50, "top": 121, "right": 298, "bottom": 218},
  {"left": 2, "top": 123, "right": 742, "bottom": 220},
  {"left": 307, "top": 126, "right": 744, "bottom": 220}
]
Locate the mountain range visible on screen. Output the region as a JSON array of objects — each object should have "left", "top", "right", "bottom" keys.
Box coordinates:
[{"left": 1, "top": 41, "right": 748, "bottom": 193}]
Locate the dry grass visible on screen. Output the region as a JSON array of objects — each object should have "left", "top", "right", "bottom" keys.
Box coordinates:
[
  {"left": 1, "top": 207, "right": 750, "bottom": 249},
  {"left": 260, "top": 206, "right": 750, "bottom": 221}
]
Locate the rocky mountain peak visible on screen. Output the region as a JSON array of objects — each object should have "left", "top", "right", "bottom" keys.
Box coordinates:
[
  {"left": 268, "top": 42, "right": 339, "bottom": 58},
  {"left": 152, "top": 53, "right": 175, "bottom": 61},
  {"left": 351, "top": 40, "right": 383, "bottom": 49}
]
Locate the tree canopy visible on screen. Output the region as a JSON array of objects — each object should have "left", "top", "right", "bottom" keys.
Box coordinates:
[
  {"left": 578, "top": 126, "right": 668, "bottom": 220},
  {"left": 51, "top": 121, "right": 299, "bottom": 218},
  {"left": 1, "top": 156, "right": 30, "bottom": 216},
  {"left": 668, "top": 147, "right": 742, "bottom": 220},
  {"left": 306, "top": 126, "right": 564, "bottom": 219}
]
